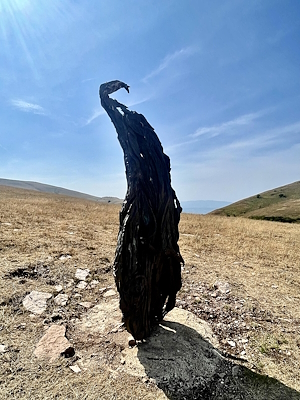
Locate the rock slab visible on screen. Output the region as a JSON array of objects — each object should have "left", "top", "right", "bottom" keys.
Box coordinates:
[
  {"left": 34, "top": 325, "right": 73, "bottom": 363},
  {"left": 23, "top": 291, "right": 52, "bottom": 314}
]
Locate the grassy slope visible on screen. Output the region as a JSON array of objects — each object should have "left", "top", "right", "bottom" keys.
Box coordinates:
[
  {"left": 1, "top": 186, "right": 300, "bottom": 398},
  {"left": 210, "top": 181, "right": 300, "bottom": 222}
]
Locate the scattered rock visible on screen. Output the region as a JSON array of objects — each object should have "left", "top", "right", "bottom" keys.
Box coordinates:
[
  {"left": 16, "top": 323, "right": 26, "bottom": 330},
  {"left": 0, "top": 344, "right": 7, "bottom": 353},
  {"left": 90, "top": 280, "right": 99, "bottom": 288},
  {"left": 34, "top": 325, "right": 73, "bottom": 363},
  {"left": 55, "top": 285, "right": 63, "bottom": 292},
  {"left": 76, "top": 281, "right": 87, "bottom": 289},
  {"left": 103, "top": 289, "right": 117, "bottom": 297},
  {"left": 23, "top": 291, "right": 52, "bottom": 315},
  {"left": 69, "top": 365, "right": 81, "bottom": 373},
  {"left": 54, "top": 294, "right": 68, "bottom": 306},
  {"left": 79, "top": 302, "right": 93, "bottom": 309},
  {"left": 214, "top": 281, "right": 231, "bottom": 294},
  {"left": 74, "top": 293, "right": 82, "bottom": 298},
  {"left": 75, "top": 268, "right": 90, "bottom": 281},
  {"left": 227, "top": 340, "right": 236, "bottom": 347},
  {"left": 59, "top": 255, "right": 72, "bottom": 261}
]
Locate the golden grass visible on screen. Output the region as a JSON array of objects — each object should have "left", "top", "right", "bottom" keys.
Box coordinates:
[{"left": 1, "top": 185, "right": 300, "bottom": 398}]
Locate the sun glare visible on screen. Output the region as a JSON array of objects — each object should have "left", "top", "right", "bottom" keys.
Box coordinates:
[{"left": 0, "top": 0, "right": 31, "bottom": 13}]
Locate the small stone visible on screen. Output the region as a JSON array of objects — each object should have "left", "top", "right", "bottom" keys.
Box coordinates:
[
  {"left": 75, "top": 268, "right": 90, "bottom": 281},
  {"left": 227, "top": 340, "right": 236, "bottom": 347},
  {"left": 120, "top": 357, "right": 125, "bottom": 365},
  {"left": 69, "top": 365, "right": 81, "bottom": 373},
  {"left": 128, "top": 337, "right": 136, "bottom": 347},
  {"left": 59, "top": 255, "right": 72, "bottom": 261},
  {"left": 271, "top": 285, "right": 278, "bottom": 289},
  {"left": 16, "top": 323, "right": 26, "bottom": 330},
  {"left": 74, "top": 293, "right": 82, "bottom": 298},
  {"left": 0, "top": 345, "right": 7, "bottom": 353},
  {"left": 34, "top": 325, "right": 73, "bottom": 363},
  {"left": 103, "top": 289, "right": 116, "bottom": 297},
  {"left": 54, "top": 294, "right": 68, "bottom": 306},
  {"left": 76, "top": 281, "right": 87, "bottom": 289},
  {"left": 240, "top": 338, "right": 248, "bottom": 344},
  {"left": 240, "top": 350, "right": 246, "bottom": 356},
  {"left": 214, "top": 281, "right": 231, "bottom": 294},
  {"left": 23, "top": 291, "right": 52, "bottom": 315},
  {"left": 55, "top": 285, "right": 63, "bottom": 292},
  {"left": 79, "top": 302, "right": 92, "bottom": 309},
  {"left": 90, "top": 280, "right": 99, "bottom": 288}
]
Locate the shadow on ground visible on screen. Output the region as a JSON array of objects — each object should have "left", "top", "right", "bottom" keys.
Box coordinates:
[{"left": 137, "top": 320, "right": 300, "bottom": 400}]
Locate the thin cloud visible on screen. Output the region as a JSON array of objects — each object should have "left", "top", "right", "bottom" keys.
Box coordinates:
[
  {"left": 191, "top": 111, "right": 265, "bottom": 138},
  {"left": 10, "top": 99, "right": 46, "bottom": 115},
  {"left": 142, "top": 46, "right": 197, "bottom": 82},
  {"left": 85, "top": 108, "right": 105, "bottom": 125},
  {"left": 0, "top": 144, "right": 8, "bottom": 152}
]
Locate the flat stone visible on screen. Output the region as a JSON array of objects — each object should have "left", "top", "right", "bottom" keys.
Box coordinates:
[
  {"left": 55, "top": 285, "right": 63, "bottom": 292},
  {"left": 69, "top": 365, "right": 81, "bottom": 373},
  {"left": 59, "top": 255, "right": 72, "bottom": 261},
  {"left": 0, "top": 344, "right": 7, "bottom": 353},
  {"left": 34, "top": 325, "right": 73, "bottom": 363},
  {"left": 103, "top": 289, "right": 117, "bottom": 297},
  {"left": 23, "top": 291, "right": 52, "bottom": 315},
  {"left": 75, "top": 268, "right": 90, "bottom": 281},
  {"left": 54, "top": 294, "right": 68, "bottom": 306},
  {"left": 227, "top": 340, "right": 236, "bottom": 347},
  {"left": 79, "top": 302, "right": 93, "bottom": 308},
  {"left": 76, "top": 281, "right": 87, "bottom": 289}
]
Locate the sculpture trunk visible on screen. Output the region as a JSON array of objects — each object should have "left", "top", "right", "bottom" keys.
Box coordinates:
[{"left": 99, "top": 80, "right": 183, "bottom": 340}]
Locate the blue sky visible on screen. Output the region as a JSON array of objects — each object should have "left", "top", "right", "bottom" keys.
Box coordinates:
[{"left": 1, "top": 0, "right": 299, "bottom": 202}]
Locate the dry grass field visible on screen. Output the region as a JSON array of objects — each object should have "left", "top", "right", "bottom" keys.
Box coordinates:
[{"left": 1, "top": 185, "right": 300, "bottom": 399}]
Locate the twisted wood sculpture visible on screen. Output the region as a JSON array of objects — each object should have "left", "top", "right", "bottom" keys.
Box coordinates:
[{"left": 100, "top": 80, "right": 183, "bottom": 340}]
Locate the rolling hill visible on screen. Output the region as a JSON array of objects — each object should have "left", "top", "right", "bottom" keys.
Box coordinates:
[
  {"left": 0, "top": 178, "right": 123, "bottom": 204},
  {"left": 210, "top": 181, "right": 300, "bottom": 223}
]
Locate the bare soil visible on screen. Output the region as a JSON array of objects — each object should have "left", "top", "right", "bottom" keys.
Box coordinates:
[{"left": 1, "top": 185, "right": 300, "bottom": 399}]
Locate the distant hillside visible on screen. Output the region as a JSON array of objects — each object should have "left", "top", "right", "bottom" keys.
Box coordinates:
[
  {"left": 0, "top": 178, "right": 123, "bottom": 204},
  {"left": 181, "top": 200, "right": 231, "bottom": 214},
  {"left": 210, "top": 181, "right": 300, "bottom": 223}
]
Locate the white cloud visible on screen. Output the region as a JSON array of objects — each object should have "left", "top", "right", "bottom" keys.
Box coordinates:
[
  {"left": 191, "top": 111, "right": 265, "bottom": 138},
  {"left": 10, "top": 99, "right": 46, "bottom": 115},
  {"left": 142, "top": 46, "right": 197, "bottom": 82}
]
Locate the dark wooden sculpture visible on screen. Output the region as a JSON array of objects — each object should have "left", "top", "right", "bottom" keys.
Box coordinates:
[{"left": 99, "top": 80, "right": 183, "bottom": 340}]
